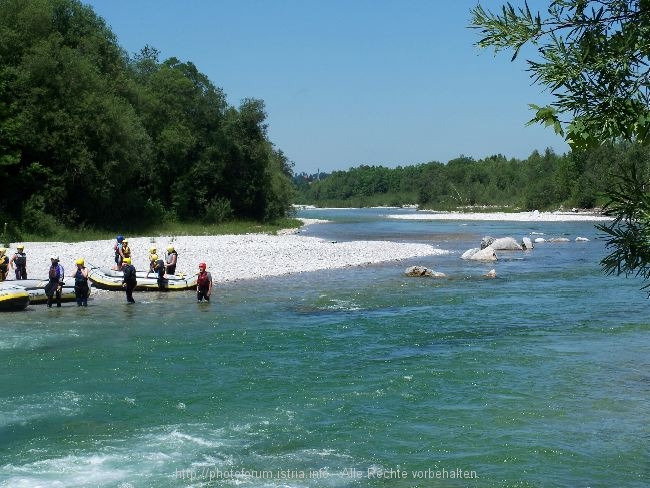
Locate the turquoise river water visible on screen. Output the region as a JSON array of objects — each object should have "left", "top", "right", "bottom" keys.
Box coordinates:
[{"left": 1, "top": 208, "right": 648, "bottom": 487}]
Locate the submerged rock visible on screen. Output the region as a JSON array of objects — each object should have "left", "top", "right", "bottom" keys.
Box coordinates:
[{"left": 404, "top": 266, "right": 446, "bottom": 278}]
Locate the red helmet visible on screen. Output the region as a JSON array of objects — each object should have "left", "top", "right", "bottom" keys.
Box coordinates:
[{"left": 199, "top": 262, "right": 207, "bottom": 269}]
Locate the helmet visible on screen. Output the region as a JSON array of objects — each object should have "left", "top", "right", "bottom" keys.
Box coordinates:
[
  {"left": 50, "top": 255, "right": 59, "bottom": 261},
  {"left": 123, "top": 257, "right": 131, "bottom": 264},
  {"left": 167, "top": 246, "right": 174, "bottom": 253},
  {"left": 151, "top": 254, "right": 158, "bottom": 261},
  {"left": 149, "top": 247, "right": 156, "bottom": 253},
  {"left": 117, "top": 235, "right": 124, "bottom": 242},
  {"left": 0, "top": 248, "right": 6, "bottom": 254},
  {"left": 16, "top": 244, "right": 24, "bottom": 250},
  {"left": 199, "top": 262, "right": 207, "bottom": 269},
  {"left": 123, "top": 238, "right": 129, "bottom": 243},
  {"left": 75, "top": 258, "right": 84, "bottom": 266}
]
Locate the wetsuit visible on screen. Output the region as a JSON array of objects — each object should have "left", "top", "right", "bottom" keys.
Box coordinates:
[
  {"left": 155, "top": 259, "right": 166, "bottom": 289},
  {"left": 13, "top": 252, "right": 27, "bottom": 279},
  {"left": 122, "top": 263, "right": 137, "bottom": 303},
  {"left": 74, "top": 267, "right": 89, "bottom": 306}
]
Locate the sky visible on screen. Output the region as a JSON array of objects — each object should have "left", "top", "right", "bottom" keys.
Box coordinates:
[{"left": 83, "top": 0, "right": 568, "bottom": 175}]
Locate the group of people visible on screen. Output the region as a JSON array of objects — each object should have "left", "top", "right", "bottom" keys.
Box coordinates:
[
  {"left": 0, "top": 238, "right": 213, "bottom": 306},
  {"left": 113, "top": 235, "right": 212, "bottom": 304}
]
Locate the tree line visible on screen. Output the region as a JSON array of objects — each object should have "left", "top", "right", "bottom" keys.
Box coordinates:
[
  {"left": 294, "top": 144, "right": 650, "bottom": 211},
  {"left": 0, "top": 0, "right": 294, "bottom": 240}
]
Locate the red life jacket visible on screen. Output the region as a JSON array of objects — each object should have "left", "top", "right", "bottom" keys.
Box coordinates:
[{"left": 197, "top": 271, "right": 210, "bottom": 287}]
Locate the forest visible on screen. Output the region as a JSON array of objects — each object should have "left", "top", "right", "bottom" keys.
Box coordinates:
[
  {"left": 0, "top": 0, "right": 294, "bottom": 240},
  {"left": 293, "top": 143, "right": 650, "bottom": 211},
  {"left": 5, "top": 0, "right": 650, "bottom": 247}
]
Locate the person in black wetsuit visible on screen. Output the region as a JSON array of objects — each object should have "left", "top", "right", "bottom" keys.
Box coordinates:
[
  {"left": 9, "top": 244, "right": 27, "bottom": 280},
  {"left": 74, "top": 258, "right": 90, "bottom": 307},
  {"left": 121, "top": 257, "right": 137, "bottom": 303}
]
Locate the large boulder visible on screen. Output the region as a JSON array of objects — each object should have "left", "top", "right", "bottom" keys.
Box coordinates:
[
  {"left": 481, "top": 235, "right": 524, "bottom": 250},
  {"left": 404, "top": 266, "right": 446, "bottom": 278},
  {"left": 461, "top": 247, "right": 498, "bottom": 261},
  {"left": 489, "top": 237, "right": 523, "bottom": 251}
]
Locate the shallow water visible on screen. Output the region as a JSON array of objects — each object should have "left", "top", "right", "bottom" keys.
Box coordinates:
[{"left": 1, "top": 209, "right": 649, "bottom": 487}]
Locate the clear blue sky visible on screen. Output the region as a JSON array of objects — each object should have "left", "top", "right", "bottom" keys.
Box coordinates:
[{"left": 83, "top": 0, "right": 567, "bottom": 175}]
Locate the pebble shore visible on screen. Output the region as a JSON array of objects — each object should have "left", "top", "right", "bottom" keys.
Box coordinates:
[{"left": 4, "top": 219, "right": 447, "bottom": 284}]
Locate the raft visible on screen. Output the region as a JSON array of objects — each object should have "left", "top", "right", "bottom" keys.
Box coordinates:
[
  {"left": 88, "top": 266, "right": 197, "bottom": 291},
  {"left": 0, "top": 283, "right": 30, "bottom": 311},
  {"left": 16, "top": 278, "right": 81, "bottom": 305}
]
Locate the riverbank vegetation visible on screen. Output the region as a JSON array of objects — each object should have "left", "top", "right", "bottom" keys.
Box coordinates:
[
  {"left": 294, "top": 143, "right": 649, "bottom": 211},
  {"left": 0, "top": 0, "right": 294, "bottom": 243}
]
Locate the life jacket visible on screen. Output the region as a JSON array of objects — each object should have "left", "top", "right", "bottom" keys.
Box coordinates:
[
  {"left": 122, "top": 245, "right": 131, "bottom": 258},
  {"left": 75, "top": 268, "right": 88, "bottom": 285},
  {"left": 14, "top": 252, "right": 26, "bottom": 268},
  {"left": 48, "top": 265, "right": 59, "bottom": 281},
  {"left": 74, "top": 268, "right": 89, "bottom": 291},
  {"left": 197, "top": 271, "right": 210, "bottom": 288},
  {"left": 166, "top": 251, "right": 178, "bottom": 264},
  {"left": 0, "top": 255, "right": 8, "bottom": 271}
]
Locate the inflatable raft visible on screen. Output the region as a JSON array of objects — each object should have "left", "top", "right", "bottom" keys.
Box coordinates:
[
  {"left": 0, "top": 283, "right": 30, "bottom": 311},
  {"left": 16, "top": 278, "right": 81, "bottom": 305},
  {"left": 88, "top": 266, "right": 197, "bottom": 291}
]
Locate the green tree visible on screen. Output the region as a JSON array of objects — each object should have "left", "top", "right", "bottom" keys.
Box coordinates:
[
  {"left": 470, "top": 0, "right": 650, "bottom": 287},
  {"left": 0, "top": 0, "right": 151, "bottom": 231}
]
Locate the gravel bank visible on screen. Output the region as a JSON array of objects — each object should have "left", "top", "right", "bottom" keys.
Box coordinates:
[{"left": 4, "top": 220, "right": 447, "bottom": 284}]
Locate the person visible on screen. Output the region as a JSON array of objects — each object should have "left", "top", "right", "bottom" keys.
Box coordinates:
[
  {"left": 196, "top": 262, "right": 213, "bottom": 302},
  {"left": 73, "top": 258, "right": 90, "bottom": 307},
  {"left": 121, "top": 257, "right": 137, "bottom": 303},
  {"left": 9, "top": 244, "right": 27, "bottom": 280},
  {"left": 165, "top": 245, "right": 178, "bottom": 275},
  {"left": 0, "top": 248, "right": 8, "bottom": 281},
  {"left": 45, "top": 255, "right": 65, "bottom": 308},
  {"left": 145, "top": 247, "right": 157, "bottom": 278},
  {"left": 121, "top": 238, "right": 131, "bottom": 262},
  {"left": 151, "top": 253, "right": 166, "bottom": 289},
  {"left": 113, "top": 235, "right": 124, "bottom": 270}
]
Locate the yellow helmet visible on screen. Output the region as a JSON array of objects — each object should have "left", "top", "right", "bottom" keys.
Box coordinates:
[
  {"left": 123, "top": 257, "right": 131, "bottom": 264},
  {"left": 0, "top": 248, "right": 6, "bottom": 254},
  {"left": 167, "top": 246, "right": 174, "bottom": 253},
  {"left": 151, "top": 254, "right": 158, "bottom": 261},
  {"left": 17, "top": 244, "right": 24, "bottom": 250},
  {"left": 149, "top": 247, "right": 156, "bottom": 253},
  {"left": 75, "top": 258, "right": 85, "bottom": 266},
  {"left": 123, "top": 238, "right": 129, "bottom": 243}
]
